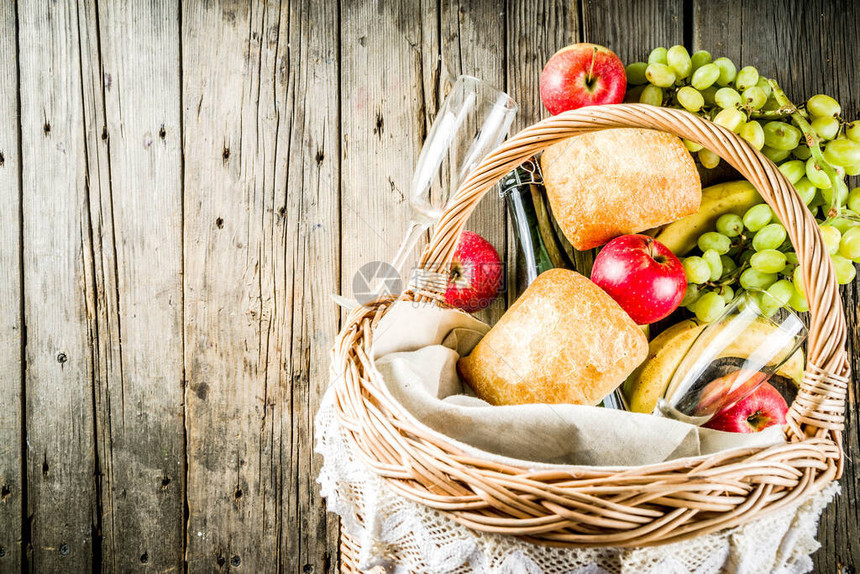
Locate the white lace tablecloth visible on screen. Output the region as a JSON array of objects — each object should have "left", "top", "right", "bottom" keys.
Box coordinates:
[{"left": 316, "top": 389, "right": 838, "bottom": 574}]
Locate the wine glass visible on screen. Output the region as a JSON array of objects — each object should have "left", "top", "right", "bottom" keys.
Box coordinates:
[
  {"left": 391, "top": 75, "right": 518, "bottom": 272},
  {"left": 656, "top": 290, "right": 807, "bottom": 425},
  {"left": 334, "top": 76, "right": 518, "bottom": 309}
]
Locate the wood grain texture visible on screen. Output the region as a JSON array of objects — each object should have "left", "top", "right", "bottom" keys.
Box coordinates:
[
  {"left": 693, "top": 2, "right": 860, "bottom": 571},
  {"left": 279, "top": 0, "right": 341, "bottom": 571},
  {"left": 0, "top": 0, "right": 21, "bottom": 569},
  {"left": 182, "top": 0, "right": 340, "bottom": 571},
  {"left": 80, "top": 0, "right": 186, "bottom": 571},
  {"left": 18, "top": 1, "right": 96, "bottom": 570}
]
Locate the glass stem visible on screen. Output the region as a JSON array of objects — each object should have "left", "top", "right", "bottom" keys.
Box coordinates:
[{"left": 390, "top": 219, "right": 429, "bottom": 277}]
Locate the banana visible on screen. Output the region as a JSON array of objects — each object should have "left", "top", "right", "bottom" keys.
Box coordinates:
[
  {"left": 622, "top": 318, "right": 804, "bottom": 414},
  {"left": 655, "top": 180, "right": 764, "bottom": 256}
]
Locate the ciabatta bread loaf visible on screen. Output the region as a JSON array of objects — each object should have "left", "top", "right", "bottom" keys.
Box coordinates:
[
  {"left": 540, "top": 128, "right": 701, "bottom": 250},
  {"left": 457, "top": 269, "right": 648, "bottom": 406}
]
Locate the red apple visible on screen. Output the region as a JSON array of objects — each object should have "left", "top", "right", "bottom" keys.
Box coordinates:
[
  {"left": 540, "top": 43, "right": 627, "bottom": 115},
  {"left": 703, "top": 381, "right": 789, "bottom": 433},
  {"left": 694, "top": 369, "right": 769, "bottom": 417},
  {"left": 590, "top": 234, "right": 686, "bottom": 324},
  {"left": 445, "top": 231, "right": 503, "bottom": 313}
]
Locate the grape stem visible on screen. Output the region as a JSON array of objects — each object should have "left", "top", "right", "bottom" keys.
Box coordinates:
[{"left": 767, "top": 79, "right": 843, "bottom": 218}]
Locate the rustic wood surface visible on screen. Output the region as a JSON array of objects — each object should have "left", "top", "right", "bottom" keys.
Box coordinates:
[{"left": 0, "top": 1, "right": 856, "bottom": 572}]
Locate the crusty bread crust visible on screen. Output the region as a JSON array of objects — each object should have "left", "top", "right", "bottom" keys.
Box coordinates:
[
  {"left": 541, "top": 129, "right": 701, "bottom": 250},
  {"left": 457, "top": 269, "right": 648, "bottom": 406}
]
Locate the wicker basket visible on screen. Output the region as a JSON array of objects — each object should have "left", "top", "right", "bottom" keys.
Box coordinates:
[{"left": 331, "top": 104, "right": 850, "bottom": 568}]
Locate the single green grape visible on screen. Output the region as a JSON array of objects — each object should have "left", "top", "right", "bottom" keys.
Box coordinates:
[
  {"left": 805, "top": 157, "right": 832, "bottom": 189},
  {"left": 742, "top": 86, "right": 767, "bottom": 110},
  {"left": 648, "top": 47, "right": 668, "bottom": 64},
  {"left": 691, "top": 50, "right": 712, "bottom": 71},
  {"left": 789, "top": 289, "right": 809, "bottom": 313},
  {"left": 819, "top": 224, "right": 842, "bottom": 254},
  {"left": 831, "top": 253, "right": 857, "bottom": 284},
  {"left": 701, "top": 86, "right": 718, "bottom": 106},
  {"left": 713, "top": 108, "right": 746, "bottom": 132},
  {"left": 762, "top": 146, "right": 792, "bottom": 163},
  {"left": 714, "top": 87, "right": 742, "bottom": 109},
  {"left": 626, "top": 62, "right": 649, "bottom": 85},
  {"left": 778, "top": 160, "right": 806, "bottom": 185},
  {"left": 698, "top": 231, "right": 732, "bottom": 254},
  {"left": 750, "top": 249, "right": 787, "bottom": 273},
  {"left": 811, "top": 116, "right": 840, "bottom": 141},
  {"left": 734, "top": 66, "right": 760, "bottom": 91},
  {"left": 846, "top": 162, "right": 860, "bottom": 177},
  {"left": 713, "top": 57, "right": 737, "bottom": 86},
  {"left": 683, "top": 138, "right": 704, "bottom": 152},
  {"left": 716, "top": 213, "right": 743, "bottom": 237},
  {"left": 806, "top": 94, "right": 841, "bottom": 118},
  {"left": 683, "top": 256, "right": 711, "bottom": 284},
  {"left": 846, "top": 121, "right": 860, "bottom": 143},
  {"left": 701, "top": 249, "right": 723, "bottom": 281},
  {"left": 838, "top": 226, "right": 860, "bottom": 259},
  {"left": 693, "top": 291, "right": 726, "bottom": 323},
  {"left": 740, "top": 268, "right": 778, "bottom": 290},
  {"left": 667, "top": 45, "right": 692, "bottom": 78},
  {"left": 720, "top": 255, "right": 738, "bottom": 276},
  {"left": 762, "top": 121, "right": 802, "bottom": 150},
  {"left": 767, "top": 279, "right": 795, "bottom": 307},
  {"left": 792, "top": 265, "right": 805, "bottom": 297},
  {"left": 752, "top": 223, "right": 787, "bottom": 251},
  {"left": 677, "top": 86, "right": 705, "bottom": 112},
  {"left": 698, "top": 148, "right": 720, "bottom": 169},
  {"left": 794, "top": 177, "right": 817, "bottom": 205},
  {"left": 646, "top": 63, "right": 676, "bottom": 87},
  {"left": 743, "top": 203, "right": 773, "bottom": 232},
  {"left": 755, "top": 76, "right": 772, "bottom": 99},
  {"left": 739, "top": 120, "right": 765, "bottom": 150},
  {"left": 640, "top": 85, "right": 663, "bottom": 106},
  {"left": 680, "top": 283, "right": 701, "bottom": 307},
  {"left": 715, "top": 284, "right": 735, "bottom": 304},
  {"left": 691, "top": 63, "right": 720, "bottom": 90},
  {"left": 822, "top": 178, "right": 848, "bottom": 208},
  {"left": 823, "top": 138, "right": 860, "bottom": 168},
  {"left": 848, "top": 187, "right": 860, "bottom": 213},
  {"left": 793, "top": 145, "right": 812, "bottom": 160}
]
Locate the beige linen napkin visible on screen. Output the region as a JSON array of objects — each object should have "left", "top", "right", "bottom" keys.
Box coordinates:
[{"left": 371, "top": 301, "right": 784, "bottom": 468}]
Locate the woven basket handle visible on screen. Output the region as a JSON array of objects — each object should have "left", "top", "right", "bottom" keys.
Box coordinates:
[{"left": 414, "top": 103, "right": 850, "bottom": 448}]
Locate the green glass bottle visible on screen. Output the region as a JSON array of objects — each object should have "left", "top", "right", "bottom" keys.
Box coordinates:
[{"left": 499, "top": 158, "right": 573, "bottom": 285}]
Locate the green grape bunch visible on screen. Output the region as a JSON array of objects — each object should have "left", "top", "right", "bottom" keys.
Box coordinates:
[{"left": 625, "top": 46, "right": 860, "bottom": 322}]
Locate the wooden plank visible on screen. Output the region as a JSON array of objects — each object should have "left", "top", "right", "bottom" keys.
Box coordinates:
[
  {"left": 439, "top": 0, "right": 508, "bottom": 324},
  {"left": 692, "top": 2, "right": 859, "bottom": 571},
  {"left": 182, "top": 0, "right": 340, "bottom": 570},
  {"left": 18, "top": 1, "right": 96, "bottom": 570},
  {"left": 279, "top": 0, "right": 341, "bottom": 571},
  {"left": 0, "top": 0, "right": 22, "bottom": 569},
  {"left": 505, "top": 0, "right": 579, "bottom": 297},
  {"left": 75, "top": 0, "right": 186, "bottom": 571}
]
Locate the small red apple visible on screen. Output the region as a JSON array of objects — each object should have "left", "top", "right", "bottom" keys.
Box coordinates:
[
  {"left": 590, "top": 234, "right": 686, "bottom": 324},
  {"left": 703, "top": 381, "right": 789, "bottom": 433},
  {"left": 445, "top": 231, "right": 503, "bottom": 313},
  {"left": 540, "top": 43, "right": 627, "bottom": 115}
]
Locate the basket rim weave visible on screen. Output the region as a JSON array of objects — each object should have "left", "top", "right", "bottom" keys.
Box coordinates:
[{"left": 331, "top": 104, "right": 851, "bottom": 548}]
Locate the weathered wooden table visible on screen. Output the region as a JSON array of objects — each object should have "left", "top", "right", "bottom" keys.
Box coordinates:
[{"left": 0, "top": 0, "right": 857, "bottom": 572}]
